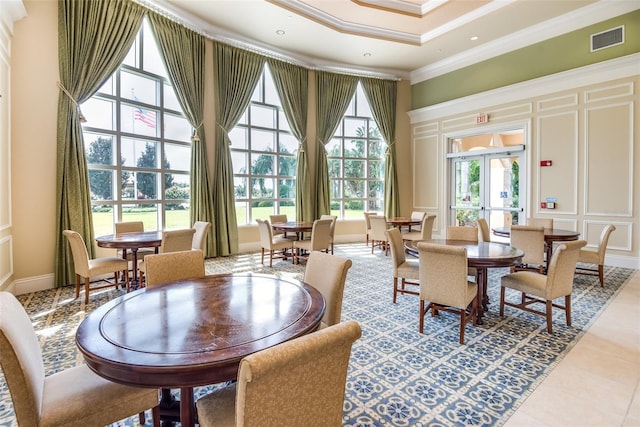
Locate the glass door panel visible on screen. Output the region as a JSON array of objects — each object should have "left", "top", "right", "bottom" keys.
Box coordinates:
[
  {"left": 486, "top": 155, "right": 521, "bottom": 229},
  {"left": 451, "top": 158, "right": 482, "bottom": 226}
]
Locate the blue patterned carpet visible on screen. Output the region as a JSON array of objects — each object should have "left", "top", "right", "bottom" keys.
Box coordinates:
[{"left": 0, "top": 243, "right": 634, "bottom": 426}]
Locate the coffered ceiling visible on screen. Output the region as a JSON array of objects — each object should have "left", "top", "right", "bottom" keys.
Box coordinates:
[{"left": 152, "top": 0, "right": 638, "bottom": 81}]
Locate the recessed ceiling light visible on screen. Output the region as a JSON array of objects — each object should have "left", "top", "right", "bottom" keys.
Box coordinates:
[
  {"left": 363, "top": 52, "right": 372, "bottom": 57},
  {"left": 276, "top": 30, "right": 285, "bottom": 36},
  {"left": 470, "top": 36, "right": 479, "bottom": 41}
]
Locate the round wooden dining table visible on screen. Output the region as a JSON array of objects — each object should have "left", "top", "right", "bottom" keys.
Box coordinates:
[
  {"left": 405, "top": 239, "right": 524, "bottom": 324},
  {"left": 271, "top": 221, "right": 314, "bottom": 240},
  {"left": 387, "top": 217, "right": 421, "bottom": 231},
  {"left": 75, "top": 273, "right": 325, "bottom": 427}
]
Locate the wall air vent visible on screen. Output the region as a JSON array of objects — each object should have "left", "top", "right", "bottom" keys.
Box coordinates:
[{"left": 591, "top": 26, "right": 624, "bottom": 52}]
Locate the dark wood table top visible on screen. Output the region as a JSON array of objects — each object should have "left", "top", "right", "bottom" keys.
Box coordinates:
[
  {"left": 387, "top": 217, "right": 421, "bottom": 226},
  {"left": 492, "top": 226, "right": 580, "bottom": 242},
  {"left": 75, "top": 273, "right": 325, "bottom": 388},
  {"left": 95, "top": 230, "right": 164, "bottom": 250},
  {"left": 404, "top": 239, "right": 524, "bottom": 268},
  {"left": 271, "top": 221, "right": 314, "bottom": 232}
]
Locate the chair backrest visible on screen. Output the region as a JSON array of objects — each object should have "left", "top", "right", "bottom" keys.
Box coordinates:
[
  {"left": 446, "top": 226, "right": 478, "bottom": 242},
  {"left": 418, "top": 242, "right": 470, "bottom": 309},
  {"left": 115, "top": 221, "right": 144, "bottom": 234},
  {"left": 143, "top": 250, "right": 205, "bottom": 287},
  {"left": 192, "top": 221, "right": 211, "bottom": 251},
  {"left": 256, "top": 219, "right": 276, "bottom": 248},
  {"left": 320, "top": 214, "right": 337, "bottom": 241},
  {"left": 595, "top": 224, "right": 616, "bottom": 262},
  {"left": 235, "top": 320, "right": 361, "bottom": 427},
  {"left": 510, "top": 225, "right": 545, "bottom": 265},
  {"left": 160, "top": 228, "right": 196, "bottom": 253},
  {"left": 420, "top": 215, "right": 436, "bottom": 240},
  {"left": 527, "top": 217, "right": 553, "bottom": 229},
  {"left": 269, "top": 214, "right": 287, "bottom": 224},
  {"left": 477, "top": 218, "right": 490, "bottom": 242},
  {"left": 303, "top": 252, "right": 352, "bottom": 327},
  {"left": 363, "top": 212, "right": 376, "bottom": 230},
  {"left": 386, "top": 228, "right": 406, "bottom": 274},
  {"left": 369, "top": 215, "right": 388, "bottom": 241},
  {"left": 0, "top": 292, "right": 45, "bottom": 426},
  {"left": 62, "top": 230, "right": 90, "bottom": 277},
  {"left": 411, "top": 211, "right": 426, "bottom": 222},
  {"left": 308, "top": 219, "right": 333, "bottom": 251},
  {"left": 545, "top": 240, "right": 586, "bottom": 299}
]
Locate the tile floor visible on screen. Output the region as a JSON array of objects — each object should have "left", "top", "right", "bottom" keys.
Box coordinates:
[{"left": 504, "top": 269, "right": 640, "bottom": 426}]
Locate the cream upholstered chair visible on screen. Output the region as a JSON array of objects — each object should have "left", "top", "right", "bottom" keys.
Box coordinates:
[
  {"left": 257, "top": 219, "right": 294, "bottom": 267},
  {"left": 387, "top": 228, "right": 419, "bottom": 303},
  {"left": 191, "top": 221, "right": 211, "bottom": 252},
  {"left": 418, "top": 242, "right": 478, "bottom": 344},
  {"left": 138, "top": 228, "right": 196, "bottom": 284},
  {"left": 477, "top": 218, "right": 491, "bottom": 242},
  {"left": 0, "top": 292, "right": 160, "bottom": 427},
  {"left": 143, "top": 250, "right": 205, "bottom": 287},
  {"left": 363, "top": 211, "right": 377, "bottom": 246},
  {"left": 576, "top": 224, "right": 616, "bottom": 286},
  {"left": 269, "top": 214, "right": 290, "bottom": 238},
  {"left": 195, "top": 320, "right": 361, "bottom": 427},
  {"left": 403, "top": 214, "right": 435, "bottom": 242},
  {"left": 410, "top": 211, "right": 426, "bottom": 231},
  {"left": 115, "top": 221, "right": 155, "bottom": 262},
  {"left": 527, "top": 217, "right": 553, "bottom": 229},
  {"left": 303, "top": 251, "right": 352, "bottom": 328},
  {"left": 446, "top": 226, "right": 479, "bottom": 280},
  {"left": 369, "top": 215, "right": 389, "bottom": 255},
  {"left": 63, "top": 230, "right": 130, "bottom": 303},
  {"left": 510, "top": 225, "right": 545, "bottom": 273},
  {"left": 293, "top": 218, "right": 333, "bottom": 264},
  {"left": 320, "top": 214, "right": 338, "bottom": 254},
  {"left": 500, "top": 240, "right": 586, "bottom": 333}
]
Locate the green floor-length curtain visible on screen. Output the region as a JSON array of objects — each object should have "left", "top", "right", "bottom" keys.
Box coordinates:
[
  {"left": 148, "top": 13, "right": 216, "bottom": 257},
  {"left": 55, "top": 0, "right": 145, "bottom": 287},
  {"left": 267, "top": 59, "right": 312, "bottom": 221},
  {"left": 213, "top": 43, "right": 266, "bottom": 255},
  {"left": 361, "top": 78, "right": 400, "bottom": 217},
  {"left": 315, "top": 71, "right": 359, "bottom": 218}
]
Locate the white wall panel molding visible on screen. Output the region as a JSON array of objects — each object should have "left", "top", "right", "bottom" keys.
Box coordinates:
[
  {"left": 585, "top": 82, "right": 634, "bottom": 104},
  {"left": 408, "top": 53, "right": 640, "bottom": 124},
  {"left": 537, "top": 93, "right": 578, "bottom": 112},
  {"left": 0, "top": 235, "right": 12, "bottom": 287},
  {"left": 413, "top": 134, "right": 439, "bottom": 211},
  {"left": 583, "top": 102, "right": 634, "bottom": 217},
  {"left": 414, "top": 122, "right": 438, "bottom": 136},
  {"left": 552, "top": 218, "right": 578, "bottom": 232},
  {"left": 536, "top": 111, "right": 579, "bottom": 216}
]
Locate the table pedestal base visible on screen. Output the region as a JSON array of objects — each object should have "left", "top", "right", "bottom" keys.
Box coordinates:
[{"left": 159, "top": 387, "right": 196, "bottom": 427}]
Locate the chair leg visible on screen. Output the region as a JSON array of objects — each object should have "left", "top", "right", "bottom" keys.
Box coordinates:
[
  {"left": 419, "top": 300, "right": 426, "bottom": 333},
  {"left": 393, "top": 277, "right": 398, "bottom": 303},
  {"left": 152, "top": 405, "right": 160, "bottom": 427},
  {"left": 139, "top": 412, "right": 145, "bottom": 424},
  {"left": 113, "top": 272, "right": 119, "bottom": 291},
  {"left": 499, "top": 287, "right": 505, "bottom": 317},
  {"left": 546, "top": 300, "right": 553, "bottom": 334},
  {"left": 565, "top": 295, "right": 571, "bottom": 327},
  {"left": 269, "top": 250, "right": 273, "bottom": 267},
  {"left": 598, "top": 264, "right": 604, "bottom": 286},
  {"left": 84, "top": 277, "right": 90, "bottom": 305},
  {"left": 459, "top": 313, "right": 465, "bottom": 345},
  {"left": 75, "top": 274, "right": 81, "bottom": 299},
  {"left": 261, "top": 248, "right": 265, "bottom": 265}
]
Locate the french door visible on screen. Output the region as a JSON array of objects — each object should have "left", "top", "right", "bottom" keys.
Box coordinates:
[{"left": 449, "top": 147, "right": 524, "bottom": 230}]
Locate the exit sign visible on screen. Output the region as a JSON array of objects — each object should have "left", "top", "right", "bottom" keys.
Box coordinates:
[{"left": 476, "top": 113, "right": 489, "bottom": 124}]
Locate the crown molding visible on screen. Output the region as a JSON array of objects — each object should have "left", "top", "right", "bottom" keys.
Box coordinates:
[
  {"left": 410, "top": 1, "right": 640, "bottom": 84},
  {"left": 0, "top": 0, "right": 26, "bottom": 34},
  {"left": 357, "top": 0, "right": 447, "bottom": 17},
  {"left": 408, "top": 53, "right": 640, "bottom": 123}
]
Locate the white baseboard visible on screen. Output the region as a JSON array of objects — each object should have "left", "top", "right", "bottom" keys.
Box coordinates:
[{"left": 13, "top": 273, "right": 55, "bottom": 295}]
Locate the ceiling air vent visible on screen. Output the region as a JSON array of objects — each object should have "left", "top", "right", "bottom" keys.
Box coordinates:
[{"left": 591, "top": 26, "right": 624, "bottom": 52}]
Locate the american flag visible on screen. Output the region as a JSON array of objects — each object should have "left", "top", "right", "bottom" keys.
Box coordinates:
[{"left": 134, "top": 106, "right": 156, "bottom": 128}]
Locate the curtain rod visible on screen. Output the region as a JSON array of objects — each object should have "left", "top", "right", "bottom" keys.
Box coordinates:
[{"left": 133, "top": 0, "right": 402, "bottom": 81}]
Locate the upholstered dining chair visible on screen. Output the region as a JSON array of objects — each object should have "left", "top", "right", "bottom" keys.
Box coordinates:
[
  {"left": 410, "top": 211, "right": 426, "bottom": 231},
  {"left": 191, "top": 221, "right": 211, "bottom": 252},
  {"left": 195, "top": 320, "right": 361, "bottom": 427},
  {"left": 143, "top": 250, "right": 205, "bottom": 287},
  {"left": 387, "top": 228, "right": 419, "bottom": 303},
  {"left": 63, "top": 230, "right": 130, "bottom": 303},
  {"left": 138, "top": 228, "right": 196, "bottom": 284},
  {"left": 294, "top": 218, "right": 333, "bottom": 264},
  {"left": 446, "top": 226, "right": 479, "bottom": 280},
  {"left": 500, "top": 240, "right": 586, "bottom": 333},
  {"left": 527, "top": 217, "right": 553, "bottom": 229},
  {"left": 269, "top": 214, "right": 290, "bottom": 238},
  {"left": 0, "top": 292, "right": 160, "bottom": 427},
  {"left": 510, "top": 225, "right": 546, "bottom": 273},
  {"left": 303, "top": 251, "right": 352, "bottom": 328},
  {"left": 257, "top": 219, "right": 294, "bottom": 267},
  {"left": 363, "top": 211, "right": 377, "bottom": 246},
  {"left": 320, "top": 214, "right": 338, "bottom": 254},
  {"left": 115, "top": 221, "right": 155, "bottom": 262},
  {"left": 477, "top": 218, "right": 491, "bottom": 242},
  {"left": 576, "top": 224, "right": 616, "bottom": 286},
  {"left": 369, "top": 215, "right": 389, "bottom": 255},
  {"left": 403, "top": 214, "right": 435, "bottom": 242},
  {"left": 417, "top": 242, "right": 478, "bottom": 344}
]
